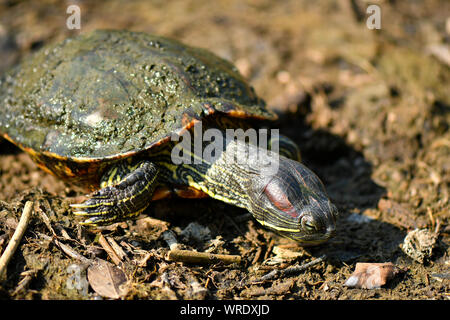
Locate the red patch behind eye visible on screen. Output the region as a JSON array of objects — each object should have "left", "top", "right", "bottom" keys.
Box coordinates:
[{"left": 264, "top": 181, "right": 299, "bottom": 218}]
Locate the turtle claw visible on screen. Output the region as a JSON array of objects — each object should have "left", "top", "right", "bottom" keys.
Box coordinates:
[
  {"left": 70, "top": 203, "right": 90, "bottom": 210},
  {"left": 79, "top": 216, "right": 110, "bottom": 226},
  {"left": 70, "top": 192, "right": 118, "bottom": 225},
  {"left": 71, "top": 160, "right": 159, "bottom": 226}
]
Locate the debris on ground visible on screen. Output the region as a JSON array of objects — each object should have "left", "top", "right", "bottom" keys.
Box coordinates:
[
  {"left": 344, "top": 262, "right": 405, "bottom": 289},
  {"left": 180, "top": 222, "right": 212, "bottom": 243},
  {"left": 0, "top": 0, "right": 449, "bottom": 300},
  {"left": 401, "top": 229, "right": 438, "bottom": 264},
  {"left": 87, "top": 259, "right": 129, "bottom": 299}
]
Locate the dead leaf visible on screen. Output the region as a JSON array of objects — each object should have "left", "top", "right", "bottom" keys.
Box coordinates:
[
  {"left": 344, "top": 262, "right": 404, "bottom": 289},
  {"left": 87, "top": 259, "right": 129, "bottom": 299}
]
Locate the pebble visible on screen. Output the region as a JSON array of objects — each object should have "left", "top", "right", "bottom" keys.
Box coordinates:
[{"left": 401, "top": 228, "right": 437, "bottom": 263}]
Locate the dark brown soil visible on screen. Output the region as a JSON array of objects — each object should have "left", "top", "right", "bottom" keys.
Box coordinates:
[{"left": 0, "top": 0, "right": 448, "bottom": 300}]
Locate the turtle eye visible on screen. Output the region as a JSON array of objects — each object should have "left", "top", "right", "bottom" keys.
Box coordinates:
[
  {"left": 301, "top": 215, "right": 316, "bottom": 231},
  {"left": 304, "top": 221, "right": 315, "bottom": 231},
  {"left": 264, "top": 180, "right": 297, "bottom": 216}
]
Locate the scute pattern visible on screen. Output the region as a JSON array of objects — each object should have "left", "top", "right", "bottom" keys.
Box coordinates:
[{"left": 0, "top": 30, "right": 274, "bottom": 160}]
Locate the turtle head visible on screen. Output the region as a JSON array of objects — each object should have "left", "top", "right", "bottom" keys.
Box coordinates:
[{"left": 246, "top": 158, "right": 338, "bottom": 245}]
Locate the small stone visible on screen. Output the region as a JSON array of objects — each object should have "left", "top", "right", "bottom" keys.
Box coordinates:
[{"left": 401, "top": 228, "right": 437, "bottom": 263}]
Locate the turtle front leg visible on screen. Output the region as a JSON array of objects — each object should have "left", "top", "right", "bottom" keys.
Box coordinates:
[{"left": 71, "top": 160, "right": 159, "bottom": 225}]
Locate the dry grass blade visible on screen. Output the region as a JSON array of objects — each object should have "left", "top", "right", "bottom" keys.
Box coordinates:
[
  {"left": 98, "top": 234, "right": 122, "bottom": 266},
  {"left": 0, "top": 201, "right": 33, "bottom": 279},
  {"left": 106, "top": 236, "right": 128, "bottom": 261}
]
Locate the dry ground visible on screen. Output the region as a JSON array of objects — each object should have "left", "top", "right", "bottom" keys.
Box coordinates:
[{"left": 0, "top": 0, "right": 448, "bottom": 300}]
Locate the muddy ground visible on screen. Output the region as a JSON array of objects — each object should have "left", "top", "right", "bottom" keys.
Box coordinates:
[{"left": 0, "top": 0, "right": 448, "bottom": 300}]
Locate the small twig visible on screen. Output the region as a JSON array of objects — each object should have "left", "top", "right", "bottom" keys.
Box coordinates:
[
  {"left": 40, "top": 198, "right": 56, "bottom": 219},
  {"left": 57, "top": 240, "right": 92, "bottom": 265},
  {"left": 38, "top": 232, "right": 92, "bottom": 265},
  {"left": 12, "top": 270, "right": 37, "bottom": 295},
  {"left": 167, "top": 249, "right": 241, "bottom": 265},
  {"left": 98, "top": 234, "right": 122, "bottom": 266},
  {"left": 0, "top": 201, "right": 33, "bottom": 279},
  {"left": 37, "top": 200, "right": 72, "bottom": 241},
  {"left": 37, "top": 202, "right": 91, "bottom": 264},
  {"left": 106, "top": 236, "right": 128, "bottom": 261},
  {"left": 264, "top": 239, "right": 275, "bottom": 261},
  {"left": 36, "top": 203, "right": 57, "bottom": 236},
  {"left": 252, "top": 246, "right": 263, "bottom": 265},
  {"left": 255, "top": 254, "right": 327, "bottom": 282},
  {"left": 434, "top": 218, "right": 442, "bottom": 235},
  {"left": 55, "top": 225, "right": 72, "bottom": 240},
  {"left": 135, "top": 251, "right": 152, "bottom": 267}
]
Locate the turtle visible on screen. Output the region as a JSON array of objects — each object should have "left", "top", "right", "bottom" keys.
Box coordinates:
[{"left": 0, "top": 30, "right": 338, "bottom": 245}]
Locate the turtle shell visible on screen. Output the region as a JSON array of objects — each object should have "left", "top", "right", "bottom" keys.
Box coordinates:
[{"left": 0, "top": 30, "right": 276, "bottom": 189}]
